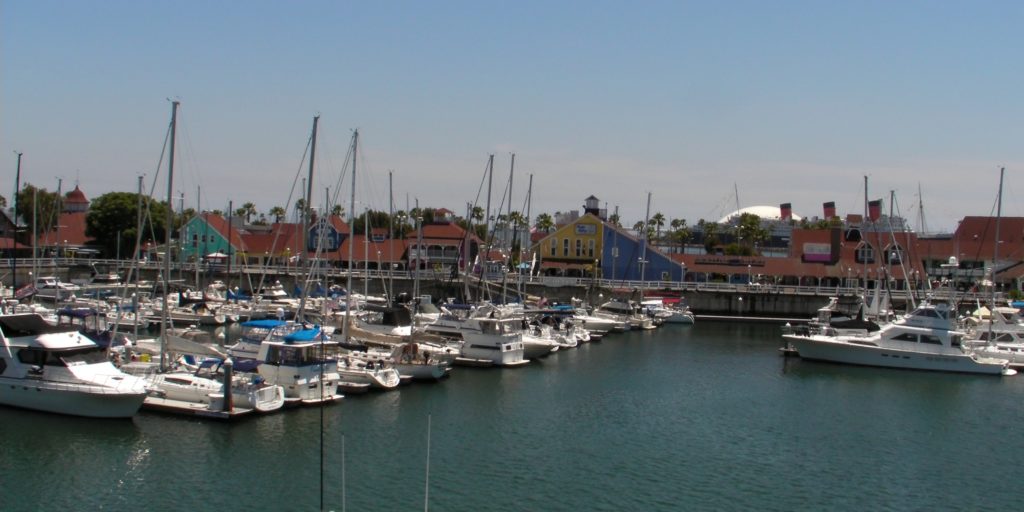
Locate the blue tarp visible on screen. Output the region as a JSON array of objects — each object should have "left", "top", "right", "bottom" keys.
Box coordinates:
[
  {"left": 240, "top": 319, "right": 288, "bottom": 329},
  {"left": 283, "top": 326, "right": 323, "bottom": 342}
]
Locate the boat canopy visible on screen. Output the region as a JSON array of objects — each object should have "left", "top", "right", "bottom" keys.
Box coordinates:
[
  {"left": 57, "top": 306, "right": 100, "bottom": 319},
  {"left": 284, "top": 327, "right": 323, "bottom": 343},
  {"left": 241, "top": 319, "right": 289, "bottom": 329}
]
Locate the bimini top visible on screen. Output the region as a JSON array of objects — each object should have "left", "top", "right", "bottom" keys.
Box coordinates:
[
  {"left": 283, "top": 326, "right": 324, "bottom": 343},
  {"left": 241, "top": 319, "right": 289, "bottom": 329}
]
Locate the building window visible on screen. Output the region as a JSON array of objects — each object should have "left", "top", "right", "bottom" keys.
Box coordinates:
[
  {"left": 550, "top": 238, "right": 557, "bottom": 257},
  {"left": 575, "top": 239, "right": 582, "bottom": 257},
  {"left": 588, "top": 240, "right": 595, "bottom": 258},
  {"left": 563, "top": 238, "right": 569, "bottom": 257},
  {"left": 855, "top": 243, "right": 875, "bottom": 264}
]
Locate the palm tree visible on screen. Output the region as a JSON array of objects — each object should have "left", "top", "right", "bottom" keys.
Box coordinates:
[
  {"left": 651, "top": 212, "right": 666, "bottom": 241},
  {"left": 241, "top": 202, "right": 257, "bottom": 223},
  {"left": 269, "top": 206, "right": 286, "bottom": 223},
  {"left": 471, "top": 206, "right": 484, "bottom": 223},
  {"left": 670, "top": 218, "right": 690, "bottom": 253},
  {"left": 535, "top": 213, "right": 555, "bottom": 233},
  {"left": 608, "top": 213, "right": 621, "bottom": 227},
  {"left": 331, "top": 204, "right": 344, "bottom": 217},
  {"left": 632, "top": 220, "right": 645, "bottom": 235},
  {"left": 698, "top": 219, "right": 720, "bottom": 254}
]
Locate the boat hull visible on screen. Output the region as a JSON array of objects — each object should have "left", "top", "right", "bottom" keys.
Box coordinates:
[
  {"left": 0, "top": 378, "right": 145, "bottom": 418},
  {"left": 784, "top": 335, "right": 1008, "bottom": 375}
]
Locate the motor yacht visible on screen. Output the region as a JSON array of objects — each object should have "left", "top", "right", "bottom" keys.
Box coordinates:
[
  {"left": 783, "top": 301, "right": 1014, "bottom": 375},
  {"left": 0, "top": 313, "right": 148, "bottom": 418}
]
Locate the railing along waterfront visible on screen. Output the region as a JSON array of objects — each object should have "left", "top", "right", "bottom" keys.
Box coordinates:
[{"left": 3, "top": 257, "right": 1007, "bottom": 305}]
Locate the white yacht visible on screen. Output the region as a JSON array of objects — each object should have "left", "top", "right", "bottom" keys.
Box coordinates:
[
  {"left": 0, "top": 313, "right": 148, "bottom": 418},
  {"left": 641, "top": 298, "right": 695, "bottom": 325},
  {"left": 33, "top": 276, "right": 81, "bottom": 301},
  {"left": 256, "top": 325, "right": 344, "bottom": 404},
  {"left": 337, "top": 355, "right": 401, "bottom": 390},
  {"left": 227, "top": 319, "right": 301, "bottom": 360},
  {"left": 121, "top": 358, "right": 285, "bottom": 415},
  {"left": 596, "top": 300, "right": 654, "bottom": 330},
  {"left": 965, "top": 306, "right": 1024, "bottom": 367},
  {"left": 783, "top": 302, "right": 1014, "bottom": 375},
  {"left": 423, "top": 304, "right": 528, "bottom": 366}
]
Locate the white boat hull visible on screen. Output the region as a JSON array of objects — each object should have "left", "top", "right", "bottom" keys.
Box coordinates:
[
  {"left": 0, "top": 377, "right": 146, "bottom": 418},
  {"left": 785, "top": 335, "right": 1009, "bottom": 375}
]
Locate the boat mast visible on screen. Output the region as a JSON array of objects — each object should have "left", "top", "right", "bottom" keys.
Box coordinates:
[
  {"left": 988, "top": 167, "right": 1005, "bottom": 342},
  {"left": 297, "top": 115, "right": 319, "bottom": 322},
  {"left": 639, "top": 192, "right": 651, "bottom": 302},
  {"left": 388, "top": 170, "right": 394, "bottom": 302},
  {"left": 160, "top": 100, "right": 179, "bottom": 372},
  {"left": 342, "top": 130, "right": 358, "bottom": 344},
  {"left": 477, "top": 156, "right": 494, "bottom": 301},
  {"left": 862, "top": 175, "right": 869, "bottom": 298},
  {"left": 12, "top": 151, "right": 21, "bottom": 292}
]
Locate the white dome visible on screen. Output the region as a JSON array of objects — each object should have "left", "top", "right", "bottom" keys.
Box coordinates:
[{"left": 718, "top": 206, "right": 802, "bottom": 223}]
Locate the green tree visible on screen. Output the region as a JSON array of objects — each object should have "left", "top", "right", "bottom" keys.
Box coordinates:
[
  {"left": 608, "top": 213, "right": 621, "bottom": 227},
  {"left": 535, "top": 213, "right": 555, "bottom": 233},
  {"left": 651, "top": 212, "right": 666, "bottom": 240},
  {"left": 331, "top": 204, "right": 344, "bottom": 217},
  {"left": 240, "top": 202, "right": 257, "bottom": 223},
  {"left": 698, "top": 219, "right": 720, "bottom": 254},
  {"left": 86, "top": 192, "right": 171, "bottom": 257},
  {"left": 669, "top": 218, "right": 691, "bottom": 253},
  {"left": 0, "top": 194, "right": 6, "bottom": 208},
  {"left": 16, "top": 184, "right": 62, "bottom": 235},
  {"left": 269, "top": 206, "right": 286, "bottom": 223},
  {"left": 734, "top": 213, "right": 768, "bottom": 252}
]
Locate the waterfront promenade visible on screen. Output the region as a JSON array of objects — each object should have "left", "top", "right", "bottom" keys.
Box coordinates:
[{"left": 3, "top": 257, "right": 1005, "bottom": 317}]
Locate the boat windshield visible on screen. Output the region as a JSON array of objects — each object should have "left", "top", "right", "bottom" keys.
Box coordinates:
[{"left": 18, "top": 346, "right": 109, "bottom": 367}]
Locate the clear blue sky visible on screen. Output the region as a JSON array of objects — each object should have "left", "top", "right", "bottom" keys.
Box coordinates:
[{"left": 3, "top": 0, "right": 1022, "bottom": 232}]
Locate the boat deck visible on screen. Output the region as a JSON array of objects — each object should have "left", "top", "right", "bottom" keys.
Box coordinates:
[{"left": 141, "top": 396, "right": 255, "bottom": 420}]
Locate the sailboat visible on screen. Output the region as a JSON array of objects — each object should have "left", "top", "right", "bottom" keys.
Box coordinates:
[
  {"left": 124, "top": 102, "right": 285, "bottom": 418},
  {"left": 252, "top": 116, "right": 343, "bottom": 405}
]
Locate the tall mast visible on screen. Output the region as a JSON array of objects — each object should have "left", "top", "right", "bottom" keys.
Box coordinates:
[
  {"left": 524, "top": 173, "right": 533, "bottom": 276},
  {"left": 12, "top": 151, "right": 22, "bottom": 291},
  {"left": 196, "top": 186, "right": 202, "bottom": 289},
  {"left": 297, "top": 115, "right": 319, "bottom": 320},
  {"left": 862, "top": 175, "right": 868, "bottom": 295},
  {"left": 639, "top": 192, "right": 651, "bottom": 301},
  {"left": 388, "top": 170, "right": 394, "bottom": 302},
  {"left": 507, "top": 153, "right": 515, "bottom": 250},
  {"left": 342, "top": 130, "right": 358, "bottom": 343},
  {"left": 990, "top": 167, "right": 1005, "bottom": 342},
  {"left": 485, "top": 155, "right": 494, "bottom": 241},
  {"left": 160, "top": 100, "right": 179, "bottom": 372},
  {"left": 364, "top": 206, "right": 370, "bottom": 300}
]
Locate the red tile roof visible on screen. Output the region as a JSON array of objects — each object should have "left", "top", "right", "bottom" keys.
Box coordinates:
[{"left": 338, "top": 235, "right": 409, "bottom": 263}]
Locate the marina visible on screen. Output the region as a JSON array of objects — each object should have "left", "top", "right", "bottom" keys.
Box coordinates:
[{"left": 3, "top": 320, "right": 1024, "bottom": 510}]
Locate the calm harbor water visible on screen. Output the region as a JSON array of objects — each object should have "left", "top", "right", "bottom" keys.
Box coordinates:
[{"left": 4, "top": 321, "right": 1024, "bottom": 511}]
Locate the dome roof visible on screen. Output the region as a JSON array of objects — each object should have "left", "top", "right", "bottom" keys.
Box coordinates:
[
  {"left": 65, "top": 185, "right": 88, "bottom": 204},
  {"left": 718, "top": 205, "right": 801, "bottom": 223}
]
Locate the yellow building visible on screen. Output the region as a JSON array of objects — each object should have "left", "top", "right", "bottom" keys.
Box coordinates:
[{"left": 535, "top": 213, "right": 604, "bottom": 276}]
